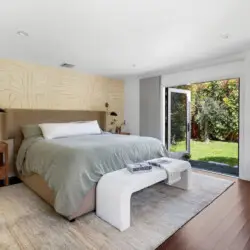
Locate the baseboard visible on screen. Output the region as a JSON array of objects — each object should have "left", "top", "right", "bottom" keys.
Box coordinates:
[{"left": 190, "top": 160, "right": 239, "bottom": 176}]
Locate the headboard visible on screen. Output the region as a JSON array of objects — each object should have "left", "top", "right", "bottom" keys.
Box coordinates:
[{"left": 4, "top": 109, "right": 106, "bottom": 158}]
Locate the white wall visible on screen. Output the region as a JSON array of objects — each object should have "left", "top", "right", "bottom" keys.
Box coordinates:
[
  {"left": 140, "top": 77, "right": 162, "bottom": 140},
  {"left": 124, "top": 77, "right": 140, "bottom": 135},
  {"left": 240, "top": 51, "right": 250, "bottom": 181},
  {"left": 162, "top": 61, "right": 243, "bottom": 87}
]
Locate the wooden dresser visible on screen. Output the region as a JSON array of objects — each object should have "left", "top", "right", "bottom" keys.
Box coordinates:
[{"left": 0, "top": 142, "right": 9, "bottom": 186}]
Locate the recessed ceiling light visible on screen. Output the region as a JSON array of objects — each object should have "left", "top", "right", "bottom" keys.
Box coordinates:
[
  {"left": 17, "top": 30, "right": 29, "bottom": 37},
  {"left": 220, "top": 33, "right": 230, "bottom": 39}
]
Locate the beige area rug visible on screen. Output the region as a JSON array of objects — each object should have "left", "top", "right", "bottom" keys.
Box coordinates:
[{"left": 0, "top": 173, "right": 233, "bottom": 250}]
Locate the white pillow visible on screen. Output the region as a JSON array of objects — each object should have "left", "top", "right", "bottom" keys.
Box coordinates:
[{"left": 39, "top": 120, "right": 102, "bottom": 139}]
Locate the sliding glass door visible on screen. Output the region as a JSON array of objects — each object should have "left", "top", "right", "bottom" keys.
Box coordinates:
[{"left": 167, "top": 88, "right": 191, "bottom": 154}]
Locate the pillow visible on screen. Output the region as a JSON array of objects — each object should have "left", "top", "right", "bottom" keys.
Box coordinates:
[
  {"left": 21, "top": 124, "right": 42, "bottom": 138},
  {"left": 39, "top": 120, "right": 102, "bottom": 139}
]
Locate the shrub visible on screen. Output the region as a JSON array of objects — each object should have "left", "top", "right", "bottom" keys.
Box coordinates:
[{"left": 177, "top": 79, "right": 239, "bottom": 142}]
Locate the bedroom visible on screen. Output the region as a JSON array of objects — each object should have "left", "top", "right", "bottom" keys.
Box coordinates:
[{"left": 1, "top": 1, "right": 250, "bottom": 250}]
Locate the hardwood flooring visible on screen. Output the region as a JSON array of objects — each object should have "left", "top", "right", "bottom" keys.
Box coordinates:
[{"left": 157, "top": 172, "right": 250, "bottom": 250}]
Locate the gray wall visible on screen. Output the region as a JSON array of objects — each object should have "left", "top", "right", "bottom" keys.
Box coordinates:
[{"left": 140, "top": 76, "right": 162, "bottom": 140}]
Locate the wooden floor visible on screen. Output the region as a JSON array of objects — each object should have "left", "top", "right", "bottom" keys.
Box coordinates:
[{"left": 157, "top": 171, "right": 250, "bottom": 250}]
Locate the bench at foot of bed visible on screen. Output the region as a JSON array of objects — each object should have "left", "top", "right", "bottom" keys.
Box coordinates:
[{"left": 96, "top": 159, "right": 192, "bottom": 231}]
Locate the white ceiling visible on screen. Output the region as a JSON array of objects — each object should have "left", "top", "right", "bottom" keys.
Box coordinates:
[{"left": 1, "top": 0, "right": 250, "bottom": 78}]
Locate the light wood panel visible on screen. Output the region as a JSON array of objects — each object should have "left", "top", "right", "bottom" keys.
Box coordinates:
[{"left": 0, "top": 59, "right": 124, "bottom": 127}]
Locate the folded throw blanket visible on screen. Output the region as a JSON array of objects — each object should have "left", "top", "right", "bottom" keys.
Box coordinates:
[{"left": 148, "top": 157, "right": 189, "bottom": 185}]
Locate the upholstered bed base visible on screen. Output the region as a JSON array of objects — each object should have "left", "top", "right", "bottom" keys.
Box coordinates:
[
  {"left": 20, "top": 174, "right": 96, "bottom": 220},
  {"left": 3, "top": 108, "right": 106, "bottom": 220}
]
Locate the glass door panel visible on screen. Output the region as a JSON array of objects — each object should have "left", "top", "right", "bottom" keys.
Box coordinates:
[{"left": 167, "top": 88, "right": 191, "bottom": 154}]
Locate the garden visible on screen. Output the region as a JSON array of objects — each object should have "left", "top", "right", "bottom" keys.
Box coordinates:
[{"left": 171, "top": 79, "right": 239, "bottom": 168}]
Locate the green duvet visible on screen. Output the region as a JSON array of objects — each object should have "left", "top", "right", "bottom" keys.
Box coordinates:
[{"left": 16, "top": 134, "right": 168, "bottom": 218}]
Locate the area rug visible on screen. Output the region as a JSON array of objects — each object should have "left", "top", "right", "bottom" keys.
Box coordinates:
[{"left": 0, "top": 173, "right": 234, "bottom": 250}]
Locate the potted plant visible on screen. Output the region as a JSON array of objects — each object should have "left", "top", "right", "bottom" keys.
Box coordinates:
[{"left": 115, "top": 120, "right": 126, "bottom": 134}]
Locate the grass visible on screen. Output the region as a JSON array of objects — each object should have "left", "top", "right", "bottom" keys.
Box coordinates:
[{"left": 171, "top": 140, "right": 238, "bottom": 167}]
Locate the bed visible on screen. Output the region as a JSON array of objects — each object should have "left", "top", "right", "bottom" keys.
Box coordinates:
[{"left": 6, "top": 109, "right": 168, "bottom": 220}]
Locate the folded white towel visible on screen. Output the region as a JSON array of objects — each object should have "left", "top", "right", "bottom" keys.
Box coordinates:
[
  {"left": 148, "top": 158, "right": 172, "bottom": 167},
  {"left": 148, "top": 157, "right": 187, "bottom": 185},
  {"left": 162, "top": 166, "right": 181, "bottom": 185}
]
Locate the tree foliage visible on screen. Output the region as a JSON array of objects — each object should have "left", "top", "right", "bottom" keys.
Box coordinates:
[
  {"left": 177, "top": 79, "right": 239, "bottom": 142},
  {"left": 170, "top": 93, "right": 188, "bottom": 143},
  {"left": 195, "top": 97, "right": 225, "bottom": 142}
]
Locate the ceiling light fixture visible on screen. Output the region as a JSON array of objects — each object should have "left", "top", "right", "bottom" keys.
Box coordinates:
[
  {"left": 220, "top": 33, "right": 230, "bottom": 39},
  {"left": 17, "top": 30, "right": 29, "bottom": 37}
]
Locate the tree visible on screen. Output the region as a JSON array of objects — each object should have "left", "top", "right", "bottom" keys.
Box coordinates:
[
  {"left": 170, "top": 92, "right": 187, "bottom": 144},
  {"left": 176, "top": 79, "right": 239, "bottom": 142},
  {"left": 195, "top": 97, "right": 225, "bottom": 143}
]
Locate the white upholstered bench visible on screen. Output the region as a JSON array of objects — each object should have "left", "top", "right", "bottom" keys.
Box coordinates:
[{"left": 96, "top": 159, "right": 192, "bottom": 231}]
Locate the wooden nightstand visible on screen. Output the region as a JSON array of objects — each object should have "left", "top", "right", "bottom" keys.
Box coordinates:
[{"left": 0, "top": 142, "right": 8, "bottom": 186}]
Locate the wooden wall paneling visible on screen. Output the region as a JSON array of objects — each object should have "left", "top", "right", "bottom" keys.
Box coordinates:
[{"left": 0, "top": 59, "right": 124, "bottom": 126}]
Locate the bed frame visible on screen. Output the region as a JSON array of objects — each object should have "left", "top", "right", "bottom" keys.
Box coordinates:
[{"left": 4, "top": 108, "right": 106, "bottom": 220}]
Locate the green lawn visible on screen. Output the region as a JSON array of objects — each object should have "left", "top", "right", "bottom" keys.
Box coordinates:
[{"left": 171, "top": 140, "right": 238, "bottom": 167}]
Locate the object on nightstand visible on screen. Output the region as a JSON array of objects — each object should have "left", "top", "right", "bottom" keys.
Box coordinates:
[
  {"left": 115, "top": 120, "right": 126, "bottom": 134},
  {"left": 0, "top": 142, "right": 8, "bottom": 186},
  {"left": 105, "top": 102, "right": 127, "bottom": 133},
  {"left": 105, "top": 102, "right": 118, "bottom": 132},
  {"left": 110, "top": 111, "right": 118, "bottom": 125}
]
